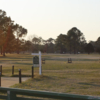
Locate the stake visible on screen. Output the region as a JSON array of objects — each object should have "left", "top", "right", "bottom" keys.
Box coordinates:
[
  {"left": 0, "top": 72, "right": 1, "bottom": 87},
  {"left": 0, "top": 65, "right": 2, "bottom": 75},
  {"left": 19, "top": 69, "right": 21, "bottom": 83},
  {"left": 32, "top": 66, "right": 34, "bottom": 78},
  {"left": 12, "top": 65, "right": 14, "bottom": 75}
]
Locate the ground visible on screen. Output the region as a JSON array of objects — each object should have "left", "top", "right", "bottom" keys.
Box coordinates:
[
  {"left": 0, "top": 53, "right": 100, "bottom": 96},
  {"left": 1, "top": 77, "right": 29, "bottom": 87}
]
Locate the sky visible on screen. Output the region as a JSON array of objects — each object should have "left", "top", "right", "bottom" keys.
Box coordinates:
[{"left": 0, "top": 0, "right": 100, "bottom": 42}]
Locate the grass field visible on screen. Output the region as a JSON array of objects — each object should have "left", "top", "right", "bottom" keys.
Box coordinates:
[{"left": 0, "top": 53, "right": 100, "bottom": 96}]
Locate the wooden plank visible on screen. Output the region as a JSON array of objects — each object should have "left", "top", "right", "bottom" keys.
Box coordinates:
[{"left": 0, "top": 87, "right": 100, "bottom": 100}]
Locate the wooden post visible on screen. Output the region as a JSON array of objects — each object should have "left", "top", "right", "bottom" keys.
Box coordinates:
[
  {"left": 19, "top": 69, "right": 21, "bottom": 83},
  {"left": 32, "top": 66, "right": 34, "bottom": 78},
  {"left": 12, "top": 65, "right": 14, "bottom": 75},
  {"left": 0, "top": 72, "right": 1, "bottom": 87},
  {"left": 68, "top": 58, "right": 69, "bottom": 63},
  {"left": 0, "top": 65, "right": 2, "bottom": 75},
  {"left": 70, "top": 58, "right": 72, "bottom": 63},
  {"left": 69, "top": 58, "right": 71, "bottom": 63}
]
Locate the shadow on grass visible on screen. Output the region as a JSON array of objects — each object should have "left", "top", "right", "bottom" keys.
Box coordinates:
[
  {"left": 45, "top": 58, "right": 98, "bottom": 61},
  {"left": 0, "top": 59, "right": 31, "bottom": 62},
  {"left": 11, "top": 74, "right": 31, "bottom": 77},
  {"left": 11, "top": 74, "right": 54, "bottom": 82},
  {"left": 78, "top": 82, "right": 100, "bottom": 87},
  {"left": 32, "top": 75, "right": 54, "bottom": 81},
  {"left": 12, "top": 62, "right": 32, "bottom": 65},
  {"left": 0, "top": 55, "right": 32, "bottom": 61},
  {"left": 6, "top": 57, "right": 32, "bottom": 60}
]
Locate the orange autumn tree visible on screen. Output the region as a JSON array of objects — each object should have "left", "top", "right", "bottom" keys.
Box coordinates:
[{"left": 0, "top": 9, "right": 27, "bottom": 56}]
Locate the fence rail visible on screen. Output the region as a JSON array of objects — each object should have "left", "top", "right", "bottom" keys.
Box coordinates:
[{"left": 0, "top": 87, "right": 100, "bottom": 100}]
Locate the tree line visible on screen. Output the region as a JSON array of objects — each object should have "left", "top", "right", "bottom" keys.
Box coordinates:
[
  {"left": 0, "top": 9, "right": 99, "bottom": 56},
  {"left": 21, "top": 27, "right": 99, "bottom": 54}
]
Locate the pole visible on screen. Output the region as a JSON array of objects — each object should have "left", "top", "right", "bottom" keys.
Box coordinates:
[
  {"left": 32, "top": 66, "right": 34, "bottom": 78},
  {"left": 0, "top": 72, "right": 1, "bottom": 86},
  {"left": 0, "top": 65, "right": 2, "bottom": 75},
  {"left": 39, "top": 51, "right": 42, "bottom": 75},
  {"left": 19, "top": 69, "right": 21, "bottom": 83},
  {"left": 12, "top": 65, "right": 14, "bottom": 75}
]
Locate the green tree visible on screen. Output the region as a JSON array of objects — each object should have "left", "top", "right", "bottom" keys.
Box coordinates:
[
  {"left": 95, "top": 37, "right": 100, "bottom": 53},
  {"left": 89, "top": 41, "right": 96, "bottom": 52},
  {"left": 13, "top": 24, "right": 27, "bottom": 54},
  {"left": 32, "top": 37, "right": 41, "bottom": 52},
  {"left": 85, "top": 43, "right": 94, "bottom": 54},
  {"left": 55, "top": 34, "right": 67, "bottom": 53},
  {"left": 67, "top": 27, "right": 86, "bottom": 54},
  {"left": 46, "top": 38, "right": 55, "bottom": 53},
  {"left": 24, "top": 40, "right": 32, "bottom": 53}
]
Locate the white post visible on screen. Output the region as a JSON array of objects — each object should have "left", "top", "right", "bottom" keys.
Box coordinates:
[
  {"left": 39, "top": 51, "right": 42, "bottom": 75},
  {"left": 32, "top": 51, "right": 42, "bottom": 75}
]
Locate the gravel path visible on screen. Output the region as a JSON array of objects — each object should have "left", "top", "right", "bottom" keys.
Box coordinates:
[{"left": 1, "top": 77, "right": 30, "bottom": 87}]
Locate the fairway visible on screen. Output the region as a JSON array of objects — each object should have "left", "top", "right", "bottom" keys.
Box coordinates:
[{"left": 0, "top": 53, "right": 100, "bottom": 96}]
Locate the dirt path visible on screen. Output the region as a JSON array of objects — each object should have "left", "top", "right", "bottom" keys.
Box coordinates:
[{"left": 1, "top": 77, "right": 30, "bottom": 87}]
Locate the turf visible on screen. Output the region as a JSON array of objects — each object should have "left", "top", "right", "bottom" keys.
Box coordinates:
[{"left": 0, "top": 53, "right": 100, "bottom": 96}]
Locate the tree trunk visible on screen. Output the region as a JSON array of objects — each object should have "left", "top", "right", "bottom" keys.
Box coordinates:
[
  {"left": 3, "top": 52, "right": 5, "bottom": 56},
  {"left": 1, "top": 47, "right": 2, "bottom": 55},
  {"left": 2, "top": 26, "right": 11, "bottom": 56},
  {"left": 70, "top": 44, "right": 72, "bottom": 54},
  {"left": 17, "top": 38, "right": 19, "bottom": 54}
]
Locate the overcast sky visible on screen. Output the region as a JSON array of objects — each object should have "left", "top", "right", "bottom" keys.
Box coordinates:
[{"left": 0, "top": 0, "right": 100, "bottom": 42}]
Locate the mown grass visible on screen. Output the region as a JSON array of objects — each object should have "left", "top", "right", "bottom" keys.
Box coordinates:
[{"left": 0, "top": 53, "right": 100, "bottom": 96}]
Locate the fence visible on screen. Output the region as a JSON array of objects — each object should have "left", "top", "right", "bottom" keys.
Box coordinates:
[{"left": 0, "top": 87, "right": 100, "bottom": 100}]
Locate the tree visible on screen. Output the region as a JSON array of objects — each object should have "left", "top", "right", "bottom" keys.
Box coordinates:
[
  {"left": 46, "top": 38, "right": 55, "bottom": 53},
  {"left": 89, "top": 41, "right": 96, "bottom": 52},
  {"left": 94, "top": 37, "right": 100, "bottom": 53},
  {"left": 3, "top": 26, "right": 15, "bottom": 54},
  {"left": 32, "top": 36, "right": 41, "bottom": 52},
  {"left": 24, "top": 40, "right": 32, "bottom": 52},
  {"left": 32, "top": 37, "right": 41, "bottom": 44},
  {"left": 85, "top": 43, "right": 94, "bottom": 54},
  {"left": 67, "top": 27, "right": 86, "bottom": 54},
  {"left": 0, "top": 10, "right": 15, "bottom": 56},
  {"left": 13, "top": 24, "right": 27, "bottom": 54},
  {"left": 55, "top": 34, "right": 67, "bottom": 53},
  {"left": 42, "top": 39, "right": 48, "bottom": 53},
  {"left": 0, "top": 9, "right": 28, "bottom": 56}
]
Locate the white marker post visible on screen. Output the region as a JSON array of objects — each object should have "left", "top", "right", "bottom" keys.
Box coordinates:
[{"left": 32, "top": 51, "right": 42, "bottom": 75}]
